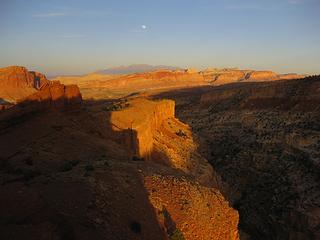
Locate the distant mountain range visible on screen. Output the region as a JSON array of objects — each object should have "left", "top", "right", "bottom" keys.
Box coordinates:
[{"left": 95, "top": 64, "right": 181, "bottom": 75}]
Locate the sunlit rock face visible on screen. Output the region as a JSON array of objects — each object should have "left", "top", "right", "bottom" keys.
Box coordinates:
[
  {"left": 144, "top": 175, "right": 239, "bottom": 240},
  {"left": 109, "top": 98, "right": 175, "bottom": 160},
  {"left": 52, "top": 68, "right": 304, "bottom": 100},
  {"left": 20, "top": 81, "right": 82, "bottom": 109},
  {"left": 246, "top": 71, "right": 278, "bottom": 81},
  {"left": 0, "top": 66, "right": 49, "bottom": 103},
  {"left": 107, "top": 98, "right": 214, "bottom": 185}
]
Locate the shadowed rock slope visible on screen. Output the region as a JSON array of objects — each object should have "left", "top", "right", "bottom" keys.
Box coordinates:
[{"left": 156, "top": 76, "right": 320, "bottom": 239}]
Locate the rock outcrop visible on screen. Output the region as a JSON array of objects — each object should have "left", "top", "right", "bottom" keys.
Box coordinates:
[
  {"left": 108, "top": 98, "right": 175, "bottom": 160},
  {"left": 247, "top": 71, "right": 278, "bottom": 81},
  {"left": 0, "top": 80, "right": 82, "bottom": 131},
  {"left": 20, "top": 81, "right": 82, "bottom": 109},
  {"left": 212, "top": 71, "right": 247, "bottom": 85},
  {"left": 0, "top": 66, "right": 82, "bottom": 113},
  {"left": 0, "top": 66, "right": 49, "bottom": 103}
]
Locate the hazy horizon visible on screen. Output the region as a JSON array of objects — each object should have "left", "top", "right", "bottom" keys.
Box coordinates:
[{"left": 1, "top": 0, "right": 319, "bottom": 76}]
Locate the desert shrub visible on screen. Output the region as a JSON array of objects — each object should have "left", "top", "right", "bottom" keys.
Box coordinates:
[
  {"left": 103, "top": 101, "right": 130, "bottom": 112},
  {"left": 176, "top": 129, "right": 187, "bottom": 137},
  {"left": 132, "top": 156, "right": 145, "bottom": 161},
  {"left": 85, "top": 164, "right": 94, "bottom": 171},
  {"left": 23, "top": 169, "right": 42, "bottom": 181},
  {"left": 170, "top": 229, "right": 185, "bottom": 240},
  {"left": 130, "top": 221, "right": 141, "bottom": 233},
  {"left": 61, "top": 162, "right": 73, "bottom": 172},
  {"left": 70, "top": 160, "right": 80, "bottom": 166},
  {"left": 60, "top": 160, "right": 79, "bottom": 172},
  {"left": 98, "top": 154, "right": 107, "bottom": 161}
]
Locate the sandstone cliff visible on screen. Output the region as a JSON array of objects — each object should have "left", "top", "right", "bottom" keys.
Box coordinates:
[
  {"left": 107, "top": 98, "right": 214, "bottom": 185},
  {"left": 20, "top": 81, "right": 82, "bottom": 109},
  {"left": 53, "top": 68, "right": 304, "bottom": 100},
  {"left": 246, "top": 70, "right": 278, "bottom": 81},
  {"left": 109, "top": 98, "right": 175, "bottom": 160},
  {"left": 0, "top": 66, "right": 49, "bottom": 103}
]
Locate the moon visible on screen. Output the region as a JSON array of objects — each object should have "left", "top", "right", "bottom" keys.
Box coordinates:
[{"left": 141, "top": 25, "right": 147, "bottom": 29}]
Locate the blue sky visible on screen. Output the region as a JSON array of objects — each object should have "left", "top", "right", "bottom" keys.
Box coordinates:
[{"left": 0, "top": 0, "right": 319, "bottom": 75}]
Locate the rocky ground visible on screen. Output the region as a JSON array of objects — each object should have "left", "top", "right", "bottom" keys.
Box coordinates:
[{"left": 156, "top": 76, "right": 320, "bottom": 239}]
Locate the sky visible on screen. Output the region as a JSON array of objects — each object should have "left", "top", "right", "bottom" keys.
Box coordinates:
[{"left": 0, "top": 0, "right": 319, "bottom": 76}]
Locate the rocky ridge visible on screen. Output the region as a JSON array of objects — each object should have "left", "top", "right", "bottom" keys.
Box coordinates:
[{"left": 53, "top": 68, "right": 304, "bottom": 100}]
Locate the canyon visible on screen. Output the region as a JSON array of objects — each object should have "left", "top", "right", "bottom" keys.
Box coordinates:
[
  {"left": 154, "top": 76, "right": 320, "bottom": 239},
  {"left": 0, "top": 66, "right": 238, "bottom": 240},
  {"left": 0, "top": 65, "right": 319, "bottom": 239}
]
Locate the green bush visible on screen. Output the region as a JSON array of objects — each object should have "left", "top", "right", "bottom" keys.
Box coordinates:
[
  {"left": 170, "top": 229, "right": 185, "bottom": 240},
  {"left": 61, "top": 162, "right": 73, "bottom": 172},
  {"left": 60, "top": 160, "right": 79, "bottom": 172},
  {"left": 85, "top": 164, "right": 94, "bottom": 171},
  {"left": 132, "top": 156, "right": 145, "bottom": 161}
]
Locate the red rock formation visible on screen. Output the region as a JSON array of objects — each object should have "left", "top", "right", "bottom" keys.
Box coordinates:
[
  {"left": 109, "top": 98, "right": 175, "bottom": 160},
  {"left": 54, "top": 68, "right": 304, "bottom": 99},
  {"left": 278, "top": 73, "right": 305, "bottom": 80},
  {"left": 20, "top": 81, "right": 82, "bottom": 109},
  {"left": 0, "top": 66, "right": 49, "bottom": 103},
  {"left": 213, "top": 71, "right": 247, "bottom": 85},
  {"left": 247, "top": 70, "right": 278, "bottom": 81},
  {"left": 0, "top": 66, "right": 35, "bottom": 88}
]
